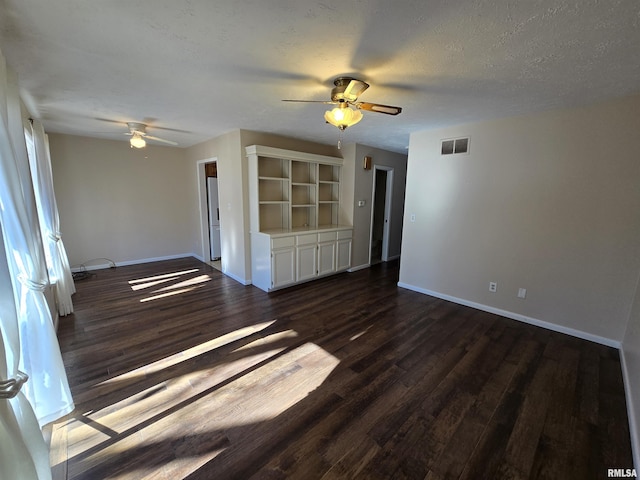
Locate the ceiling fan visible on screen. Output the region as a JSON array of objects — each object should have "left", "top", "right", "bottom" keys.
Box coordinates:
[
  {"left": 283, "top": 77, "right": 403, "bottom": 131},
  {"left": 125, "top": 122, "right": 178, "bottom": 148}
]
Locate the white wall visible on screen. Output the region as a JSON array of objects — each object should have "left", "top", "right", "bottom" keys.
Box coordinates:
[
  {"left": 185, "top": 130, "right": 247, "bottom": 283},
  {"left": 343, "top": 145, "right": 408, "bottom": 269},
  {"left": 49, "top": 134, "right": 194, "bottom": 268},
  {"left": 399, "top": 94, "right": 640, "bottom": 344}
]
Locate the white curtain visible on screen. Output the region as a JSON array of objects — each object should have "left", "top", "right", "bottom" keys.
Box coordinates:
[
  {"left": 1, "top": 227, "right": 52, "bottom": 480},
  {"left": 27, "top": 120, "right": 76, "bottom": 316},
  {"left": 0, "top": 45, "right": 73, "bottom": 477}
]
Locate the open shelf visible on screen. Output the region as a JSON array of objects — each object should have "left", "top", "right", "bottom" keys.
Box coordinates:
[
  {"left": 318, "top": 164, "right": 339, "bottom": 182},
  {"left": 291, "top": 183, "right": 316, "bottom": 206},
  {"left": 259, "top": 178, "right": 289, "bottom": 202},
  {"left": 248, "top": 145, "right": 344, "bottom": 233},
  {"left": 259, "top": 203, "right": 290, "bottom": 231},
  {"left": 258, "top": 157, "right": 289, "bottom": 179},
  {"left": 291, "top": 205, "right": 316, "bottom": 229},
  {"left": 318, "top": 182, "right": 338, "bottom": 202},
  {"left": 291, "top": 160, "right": 317, "bottom": 184},
  {"left": 318, "top": 203, "right": 338, "bottom": 226}
]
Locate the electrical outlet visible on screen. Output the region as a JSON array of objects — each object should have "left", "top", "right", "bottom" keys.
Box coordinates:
[
  {"left": 518, "top": 288, "right": 527, "bottom": 299},
  {"left": 489, "top": 282, "right": 497, "bottom": 293}
]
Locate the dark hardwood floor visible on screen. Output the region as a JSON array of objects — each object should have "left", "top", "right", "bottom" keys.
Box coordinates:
[{"left": 50, "top": 257, "right": 634, "bottom": 479}]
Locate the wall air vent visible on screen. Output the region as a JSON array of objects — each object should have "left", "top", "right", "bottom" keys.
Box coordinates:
[{"left": 441, "top": 137, "right": 470, "bottom": 155}]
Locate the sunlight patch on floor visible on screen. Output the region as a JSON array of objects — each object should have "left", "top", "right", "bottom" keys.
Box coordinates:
[
  {"left": 96, "top": 320, "right": 278, "bottom": 387},
  {"left": 350, "top": 327, "right": 372, "bottom": 341},
  {"left": 231, "top": 329, "right": 299, "bottom": 353},
  {"left": 182, "top": 341, "right": 340, "bottom": 427},
  {"left": 155, "top": 274, "right": 212, "bottom": 291},
  {"left": 139, "top": 284, "right": 206, "bottom": 302},
  {"left": 129, "top": 342, "right": 340, "bottom": 476},
  {"left": 128, "top": 267, "right": 213, "bottom": 300},
  {"left": 128, "top": 268, "right": 200, "bottom": 286},
  {"left": 62, "top": 340, "right": 340, "bottom": 479},
  {"left": 137, "top": 274, "right": 213, "bottom": 302},
  {"left": 130, "top": 276, "right": 181, "bottom": 291}
]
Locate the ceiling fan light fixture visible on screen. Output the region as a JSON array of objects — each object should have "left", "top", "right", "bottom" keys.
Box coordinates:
[
  {"left": 324, "top": 106, "right": 363, "bottom": 131},
  {"left": 130, "top": 133, "right": 146, "bottom": 149}
]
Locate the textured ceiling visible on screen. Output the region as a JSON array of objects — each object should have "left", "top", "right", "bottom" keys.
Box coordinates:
[{"left": 0, "top": 0, "right": 639, "bottom": 153}]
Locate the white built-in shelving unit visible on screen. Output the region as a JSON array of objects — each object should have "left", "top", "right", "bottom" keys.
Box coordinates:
[{"left": 247, "top": 145, "right": 352, "bottom": 291}]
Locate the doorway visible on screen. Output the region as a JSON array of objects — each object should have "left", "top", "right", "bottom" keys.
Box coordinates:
[
  {"left": 197, "top": 158, "right": 222, "bottom": 272},
  {"left": 205, "top": 163, "right": 222, "bottom": 271},
  {"left": 370, "top": 166, "right": 394, "bottom": 265},
  {"left": 204, "top": 162, "right": 222, "bottom": 255}
]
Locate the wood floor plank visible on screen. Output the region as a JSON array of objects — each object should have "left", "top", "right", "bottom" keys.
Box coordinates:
[
  {"left": 529, "top": 344, "right": 580, "bottom": 479},
  {"left": 49, "top": 257, "right": 635, "bottom": 479}
]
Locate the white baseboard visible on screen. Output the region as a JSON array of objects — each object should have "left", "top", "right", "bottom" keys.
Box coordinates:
[
  {"left": 224, "top": 270, "right": 251, "bottom": 286},
  {"left": 348, "top": 263, "right": 370, "bottom": 273},
  {"left": 620, "top": 349, "right": 640, "bottom": 470},
  {"left": 396, "top": 282, "right": 621, "bottom": 349},
  {"left": 71, "top": 253, "right": 195, "bottom": 272},
  {"left": 348, "top": 258, "right": 399, "bottom": 273},
  {"left": 71, "top": 253, "right": 254, "bottom": 287}
]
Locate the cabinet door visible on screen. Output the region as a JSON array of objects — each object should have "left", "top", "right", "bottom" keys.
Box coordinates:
[
  {"left": 318, "top": 241, "right": 336, "bottom": 276},
  {"left": 272, "top": 247, "right": 296, "bottom": 289},
  {"left": 296, "top": 244, "right": 317, "bottom": 282},
  {"left": 336, "top": 239, "right": 352, "bottom": 271}
]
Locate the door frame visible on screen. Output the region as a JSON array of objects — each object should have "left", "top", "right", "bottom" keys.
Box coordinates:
[{"left": 369, "top": 165, "right": 394, "bottom": 263}]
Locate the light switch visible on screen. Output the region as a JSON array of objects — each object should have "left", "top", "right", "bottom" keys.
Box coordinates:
[{"left": 410, "top": 213, "right": 416, "bottom": 222}]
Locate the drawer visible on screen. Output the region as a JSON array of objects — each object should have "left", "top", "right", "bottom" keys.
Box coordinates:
[
  {"left": 337, "top": 229, "right": 353, "bottom": 240},
  {"left": 272, "top": 236, "right": 295, "bottom": 249},
  {"left": 296, "top": 233, "right": 318, "bottom": 245},
  {"left": 318, "top": 231, "right": 337, "bottom": 243}
]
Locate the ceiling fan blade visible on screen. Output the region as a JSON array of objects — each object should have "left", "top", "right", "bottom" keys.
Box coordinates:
[
  {"left": 144, "top": 135, "right": 178, "bottom": 146},
  {"left": 355, "top": 102, "right": 402, "bottom": 115},
  {"left": 342, "top": 79, "right": 369, "bottom": 101},
  {"left": 282, "top": 99, "right": 337, "bottom": 105}
]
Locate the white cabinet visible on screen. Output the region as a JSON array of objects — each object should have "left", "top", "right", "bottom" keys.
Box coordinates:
[
  {"left": 317, "top": 231, "right": 337, "bottom": 276},
  {"left": 250, "top": 227, "right": 352, "bottom": 292},
  {"left": 272, "top": 246, "right": 295, "bottom": 289},
  {"left": 336, "top": 229, "right": 353, "bottom": 272},
  {"left": 318, "top": 242, "right": 336, "bottom": 276},
  {"left": 248, "top": 145, "right": 353, "bottom": 292},
  {"left": 296, "top": 234, "right": 318, "bottom": 282}
]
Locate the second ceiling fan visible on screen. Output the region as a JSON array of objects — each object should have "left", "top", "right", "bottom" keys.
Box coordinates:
[
  {"left": 283, "top": 77, "right": 402, "bottom": 131},
  {"left": 126, "top": 122, "right": 178, "bottom": 148}
]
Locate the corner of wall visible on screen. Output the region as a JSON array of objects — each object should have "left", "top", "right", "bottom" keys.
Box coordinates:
[
  {"left": 621, "top": 270, "right": 640, "bottom": 470},
  {"left": 620, "top": 349, "right": 640, "bottom": 470}
]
